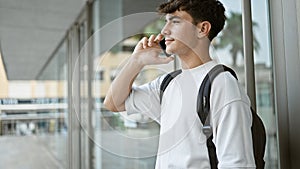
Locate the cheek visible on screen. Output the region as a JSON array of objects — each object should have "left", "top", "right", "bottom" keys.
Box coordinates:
[
  {"left": 176, "top": 33, "right": 198, "bottom": 50},
  {"left": 167, "top": 42, "right": 191, "bottom": 55},
  {"left": 173, "top": 27, "right": 198, "bottom": 47}
]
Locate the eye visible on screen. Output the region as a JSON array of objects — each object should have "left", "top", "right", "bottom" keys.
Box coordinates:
[{"left": 172, "top": 20, "right": 180, "bottom": 24}]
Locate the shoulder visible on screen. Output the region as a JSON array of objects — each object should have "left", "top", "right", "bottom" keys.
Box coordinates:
[
  {"left": 213, "top": 71, "right": 239, "bottom": 92},
  {"left": 210, "top": 71, "right": 251, "bottom": 112}
]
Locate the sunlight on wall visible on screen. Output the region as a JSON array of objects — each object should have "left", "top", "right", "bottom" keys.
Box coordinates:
[{"left": 0, "top": 51, "right": 8, "bottom": 98}]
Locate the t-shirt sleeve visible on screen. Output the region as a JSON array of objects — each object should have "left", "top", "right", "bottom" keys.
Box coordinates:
[
  {"left": 125, "top": 75, "right": 165, "bottom": 124},
  {"left": 213, "top": 101, "right": 255, "bottom": 169},
  {"left": 210, "top": 72, "right": 256, "bottom": 168}
]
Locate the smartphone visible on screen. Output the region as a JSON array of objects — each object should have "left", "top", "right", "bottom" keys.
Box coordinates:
[{"left": 159, "top": 39, "right": 171, "bottom": 57}]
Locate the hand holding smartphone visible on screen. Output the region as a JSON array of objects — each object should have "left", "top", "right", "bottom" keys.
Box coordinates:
[{"left": 159, "top": 39, "right": 171, "bottom": 57}]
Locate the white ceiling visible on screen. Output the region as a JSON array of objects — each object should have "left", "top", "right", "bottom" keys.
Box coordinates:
[
  {"left": 0, "top": 0, "right": 85, "bottom": 80},
  {"left": 0, "top": 0, "right": 165, "bottom": 80}
]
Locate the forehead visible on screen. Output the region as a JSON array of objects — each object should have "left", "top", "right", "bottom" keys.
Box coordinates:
[{"left": 165, "top": 10, "right": 194, "bottom": 22}]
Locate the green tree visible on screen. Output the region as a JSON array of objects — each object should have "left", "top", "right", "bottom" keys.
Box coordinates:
[{"left": 214, "top": 12, "right": 260, "bottom": 67}]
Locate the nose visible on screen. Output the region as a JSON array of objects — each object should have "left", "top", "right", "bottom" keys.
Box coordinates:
[{"left": 161, "top": 23, "right": 171, "bottom": 36}]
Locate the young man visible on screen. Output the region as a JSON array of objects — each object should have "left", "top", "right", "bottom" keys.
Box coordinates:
[{"left": 104, "top": 0, "right": 255, "bottom": 168}]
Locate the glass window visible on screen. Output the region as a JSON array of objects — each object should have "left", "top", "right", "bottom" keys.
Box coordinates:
[
  {"left": 94, "top": 35, "right": 171, "bottom": 169},
  {"left": 36, "top": 40, "right": 68, "bottom": 168},
  {"left": 212, "top": 0, "right": 244, "bottom": 78},
  {"left": 252, "top": 0, "right": 278, "bottom": 168},
  {"left": 0, "top": 39, "right": 68, "bottom": 168},
  {"left": 92, "top": 5, "right": 172, "bottom": 169}
]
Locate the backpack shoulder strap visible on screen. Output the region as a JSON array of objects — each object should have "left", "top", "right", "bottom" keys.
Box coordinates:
[
  {"left": 159, "top": 70, "right": 182, "bottom": 104},
  {"left": 197, "top": 64, "right": 237, "bottom": 125},
  {"left": 197, "top": 64, "right": 237, "bottom": 169}
]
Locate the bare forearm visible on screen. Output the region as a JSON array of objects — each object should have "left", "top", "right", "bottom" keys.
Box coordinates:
[{"left": 103, "top": 55, "right": 144, "bottom": 112}]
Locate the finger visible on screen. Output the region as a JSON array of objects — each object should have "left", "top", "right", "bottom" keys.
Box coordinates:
[
  {"left": 148, "top": 35, "right": 156, "bottom": 47},
  {"left": 154, "top": 34, "right": 164, "bottom": 42},
  {"left": 141, "top": 37, "right": 148, "bottom": 49}
]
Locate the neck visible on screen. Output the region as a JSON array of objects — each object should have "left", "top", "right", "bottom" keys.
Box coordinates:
[{"left": 179, "top": 46, "right": 212, "bottom": 69}]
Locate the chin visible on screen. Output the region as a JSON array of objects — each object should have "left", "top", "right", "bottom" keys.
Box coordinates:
[{"left": 166, "top": 48, "right": 174, "bottom": 55}]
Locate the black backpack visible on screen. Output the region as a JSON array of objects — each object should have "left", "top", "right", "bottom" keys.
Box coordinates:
[{"left": 159, "top": 64, "right": 266, "bottom": 169}]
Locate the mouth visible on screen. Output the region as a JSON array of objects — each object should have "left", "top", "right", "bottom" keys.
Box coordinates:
[{"left": 165, "top": 38, "right": 174, "bottom": 45}]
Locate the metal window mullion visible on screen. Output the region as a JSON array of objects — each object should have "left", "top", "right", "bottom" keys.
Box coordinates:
[
  {"left": 86, "top": 1, "right": 94, "bottom": 169},
  {"left": 67, "top": 25, "right": 81, "bottom": 169},
  {"left": 67, "top": 28, "right": 73, "bottom": 169},
  {"left": 242, "top": 0, "right": 257, "bottom": 110}
]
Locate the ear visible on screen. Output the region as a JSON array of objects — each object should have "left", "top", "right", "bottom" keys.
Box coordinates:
[{"left": 197, "top": 21, "right": 211, "bottom": 39}]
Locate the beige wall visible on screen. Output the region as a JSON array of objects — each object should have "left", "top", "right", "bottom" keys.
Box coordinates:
[
  {"left": 0, "top": 52, "right": 8, "bottom": 98},
  {"left": 1, "top": 80, "right": 67, "bottom": 99},
  {"left": 93, "top": 50, "right": 171, "bottom": 98},
  {"left": 94, "top": 51, "right": 131, "bottom": 98}
]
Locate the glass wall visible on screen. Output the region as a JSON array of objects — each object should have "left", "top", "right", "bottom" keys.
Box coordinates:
[
  {"left": 36, "top": 39, "right": 68, "bottom": 168},
  {"left": 0, "top": 37, "right": 68, "bottom": 168},
  {"left": 252, "top": 0, "right": 278, "bottom": 168},
  {"left": 91, "top": 1, "right": 170, "bottom": 168}
]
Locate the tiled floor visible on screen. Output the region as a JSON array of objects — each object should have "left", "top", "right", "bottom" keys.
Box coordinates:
[
  {"left": 0, "top": 128, "right": 159, "bottom": 169},
  {"left": 0, "top": 135, "right": 66, "bottom": 169}
]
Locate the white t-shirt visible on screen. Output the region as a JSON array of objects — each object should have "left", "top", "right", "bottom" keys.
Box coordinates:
[{"left": 125, "top": 61, "right": 255, "bottom": 169}]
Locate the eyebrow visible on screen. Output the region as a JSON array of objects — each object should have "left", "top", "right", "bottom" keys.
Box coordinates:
[{"left": 165, "top": 15, "right": 182, "bottom": 21}]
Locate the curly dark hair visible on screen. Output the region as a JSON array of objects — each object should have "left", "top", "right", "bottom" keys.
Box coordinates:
[{"left": 157, "top": 0, "right": 226, "bottom": 41}]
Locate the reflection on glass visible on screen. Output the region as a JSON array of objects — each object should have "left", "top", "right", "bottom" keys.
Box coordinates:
[
  {"left": 93, "top": 18, "right": 174, "bottom": 167},
  {"left": 0, "top": 40, "right": 68, "bottom": 168},
  {"left": 252, "top": 0, "right": 278, "bottom": 168},
  {"left": 36, "top": 40, "right": 68, "bottom": 168},
  {"left": 213, "top": 12, "right": 260, "bottom": 68}
]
